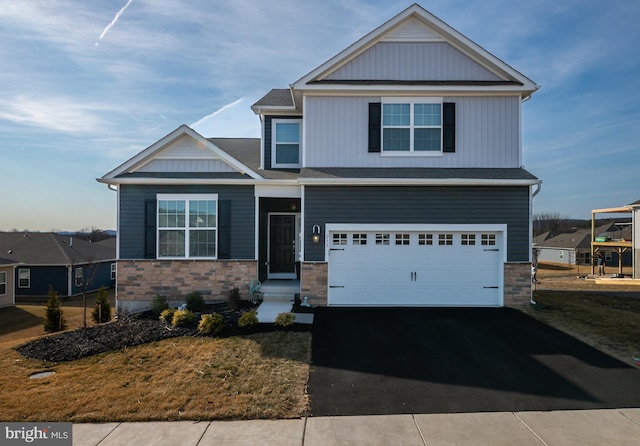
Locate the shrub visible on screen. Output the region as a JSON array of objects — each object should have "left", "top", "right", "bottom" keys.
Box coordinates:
[
  {"left": 186, "top": 291, "right": 205, "bottom": 312},
  {"left": 172, "top": 309, "right": 196, "bottom": 327},
  {"left": 237, "top": 310, "right": 258, "bottom": 328},
  {"left": 198, "top": 313, "right": 225, "bottom": 334},
  {"left": 229, "top": 287, "right": 241, "bottom": 310},
  {"left": 44, "top": 286, "right": 67, "bottom": 333},
  {"left": 274, "top": 312, "right": 295, "bottom": 328},
  {"left": 91, "top": 287, "right": 111, "bottom": 324},
  {"left": 151, "top": 295, "right": 169, "bottom": 316},
  {"left": 159, "top": 308, "right": 176, "bottom": 324}
]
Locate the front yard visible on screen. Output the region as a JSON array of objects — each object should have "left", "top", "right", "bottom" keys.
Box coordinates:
[{"left": 0, "top": 293, "right": 311, "bottom": 422}]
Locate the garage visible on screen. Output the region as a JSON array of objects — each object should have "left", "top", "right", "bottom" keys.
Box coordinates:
[{"left": 326, "top": 224, "right": 506, "bottom": 306}]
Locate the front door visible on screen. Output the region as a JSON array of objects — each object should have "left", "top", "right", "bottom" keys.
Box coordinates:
[{"left": 269, "top": 214, "right": 298, "bottom": 279}]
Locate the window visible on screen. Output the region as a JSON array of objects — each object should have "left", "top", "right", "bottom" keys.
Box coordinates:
[
  {"left": 157, "top": 194, "right": 218, "bottom": 259},
  {"left": 332, "top": 233, "right": 347, "bottom": 245},
  {"left": 353, "top": 234, "right": 367, "bottom": 245},
  {"left": 461, "top": 234, "right": 476, "bottom": 246},
  {"left": 0, "top": 271, "right": 5, "bottom": 295},
  {"left": 418, "top": 233, "right": 433, "bottom": 245},
  {"left": 375, "top": 233, "right": 390, "bottom": 245},
  {"left": 111, "top": 263, "right": 117, "bottom": 280},
  {"left": 272, "top": 119, "right": 302, "bottom": 168},
  {"left": 75, "top": 267, "right": 83, "bottom": 287},
  {"left": 395, "top": 233, "right": 410, "bottom": 245},
  {"left": 382, "top": 98, "right": 442, "bottom": 153},
  {"left": 18, "top": 269, "right": 30, "bottom": 288},
  {"left": 438, "top": 234, "right": 453, "bottom": 246},
  {"left": 481, "top": 234, "right": 496, "bottom": 246}
]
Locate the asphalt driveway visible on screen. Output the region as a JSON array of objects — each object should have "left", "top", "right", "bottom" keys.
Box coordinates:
[{"left": 308, "top": 307, "right": 640, "bottom": 416}]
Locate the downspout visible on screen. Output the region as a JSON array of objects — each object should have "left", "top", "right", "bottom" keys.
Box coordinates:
[{"left": 530, "top": 180, "right": 542, "bottom": 305}]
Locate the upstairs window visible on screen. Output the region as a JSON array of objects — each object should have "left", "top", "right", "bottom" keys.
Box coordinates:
[
  {"left": 272, "top": 119, "right": 302, "bottom": 168},
  {"left": 157, "top": 194, "right": 218, "bottom": 259},
  {"left": 382, "top": 98, "right": 442, "bottom": 153}
]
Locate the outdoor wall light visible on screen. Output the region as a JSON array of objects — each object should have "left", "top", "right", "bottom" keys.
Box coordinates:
[{"left": 312, "top": 225, "right": 321, "bottom": 243}]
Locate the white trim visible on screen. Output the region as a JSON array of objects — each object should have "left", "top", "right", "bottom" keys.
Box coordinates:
[
  {"left": 267, "top": 212, "right": 301, "bottom": 279},
  {"left": 254, "top": 184, "right": 302, "bottom": 198},
  {"left": 299, "top": 178, "right": 542, "bottom": 187},
  {"left": 381, "top": 97, "right": 444, "bottom": 154},
  {"left": 271, "top": 118, "right": 303, "bottom": 168},
  {"left": 300, "top": 185, "right": 306, "bottom": 262},
  {"left": 17, "top": 268, "right": 30, "bottom": 289},
  {"left": 0, "top": 270, "right": 6, "bottom": 296}
]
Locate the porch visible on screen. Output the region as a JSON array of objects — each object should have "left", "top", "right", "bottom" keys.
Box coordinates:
[{"left": 255, "top": 279, "right": 313, "bottom": 324}]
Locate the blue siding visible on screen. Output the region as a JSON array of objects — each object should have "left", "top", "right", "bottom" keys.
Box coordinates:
[
  {"left": 119, "top": 185, "right": 255, "bottom": 259},
  {"left": 70, "top": 262, "right": 116, "bottom": 296},
  {"left": 304, "top": 186, "right": 531, "bottom": 262},
  {"left": 15, "top": 266, "right": 67, "bottom": 297}
]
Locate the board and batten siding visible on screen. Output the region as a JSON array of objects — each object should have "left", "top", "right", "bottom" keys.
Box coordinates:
[
  {"left": 303, "top": 186, "right": 531, "bottom": 262},
  {"left": 119, "top": 185, "right": 255, "bottom": 260},
  {"left": 325, "top": 42, "right": 501, "bottom": 81},
  {"left": 303, "top": 96, "right": 521, "bottom": 168}
]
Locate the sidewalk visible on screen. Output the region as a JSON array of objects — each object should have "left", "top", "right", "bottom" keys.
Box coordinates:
[{"left": 74, "top": 409, "right": 640, "bottom": 446}]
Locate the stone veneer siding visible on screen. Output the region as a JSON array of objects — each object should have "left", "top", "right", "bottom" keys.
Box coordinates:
[
  {"left": 117, "top": 260, "right": 257, "bottom": 313},
  {"left": 301, "top": 262, "right": 328, "bottom": 306},
  {"left": 503, "top": 262, "right": 532, "bottom": 307}
]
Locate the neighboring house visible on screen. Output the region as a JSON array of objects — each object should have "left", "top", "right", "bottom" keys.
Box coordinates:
[
  {"left": 99, "top": 4, "right": 541, "bottom": 312},
  {"left": 0, "top": 258, "right": 17, "bottom": 308},
  {"left": 591, "top": 200, "right": 639, "bottom": 278},
  {"left": 0, "top": 232, "right": 116, "bottom": 298},
  {"left": 633, "top": 200, "right": 640, "bottom": 279}
]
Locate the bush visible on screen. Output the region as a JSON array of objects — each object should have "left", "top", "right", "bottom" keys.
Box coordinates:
[
  {"left": 159, "top": 308, "right": 176, "bottom": 324},
  {"left": 198, "top": 313, "right": 225, "bottom": 334},
  {"left": 186, "top": 291, "right": 205, "bottom": 312},
  {"left": 44, "top": 286, "right": 67, "bottom": 333},
  {"left": 91, "top": 287, "right": 111, "bottom": 324},
  {"left": 172, "top": 309, "right": 196, "bottom": 327},
  {"left": 151, "top": 295, "right": 169, "bottom": 316},
  {"left": 237, "top": 310, "right": 258, "bottom": 328},
  {"left": 274, "top": 312, "right": 295, "bottom": 328},
  {"left": 229, "top": 287, "right": 241, "bottom": 310}
]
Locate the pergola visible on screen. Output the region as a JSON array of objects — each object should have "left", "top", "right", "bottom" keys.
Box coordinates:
[{"left": 590, "top": 206, "right": 632, "bottom": 276}]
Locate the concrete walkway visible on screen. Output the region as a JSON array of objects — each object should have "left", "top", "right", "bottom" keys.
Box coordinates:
[{"left": 73, "top": 409, "right": 640, "bottom": 445}]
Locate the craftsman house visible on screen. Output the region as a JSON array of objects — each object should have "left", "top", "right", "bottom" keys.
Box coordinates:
[{"left": 100, "top": 4, "right": 541, "bottom": 313}]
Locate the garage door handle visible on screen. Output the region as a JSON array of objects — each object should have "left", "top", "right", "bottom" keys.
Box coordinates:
[
  {"left": 483, "top": 286, "right": 499, "bottom": 289},
  {"left": 329, "top": 285, "right": 345, "bottom": 288},
  {"left": 330, "top": 248, "right": 345, "bottom": 251},
  {"left": 484, "top": 249, "right": 499, "bottom": 252}
]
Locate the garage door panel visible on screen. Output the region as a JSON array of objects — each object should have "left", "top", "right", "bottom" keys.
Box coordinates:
[{"left": 327, "top": 229, "right": 503, "bottom": 307}]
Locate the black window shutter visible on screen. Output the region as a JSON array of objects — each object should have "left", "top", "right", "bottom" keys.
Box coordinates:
[
  {"left": 443, "top": 102, "right": 456, "bottom": 153},
  {"left": 218, "top": 200, "right": 231, "bottom": 259},
  {"left": 368, "top": 102, "right": 382, "bottom": 153},
  {"left": 144, "top": 199, "right": 156, "bottom": 259}
]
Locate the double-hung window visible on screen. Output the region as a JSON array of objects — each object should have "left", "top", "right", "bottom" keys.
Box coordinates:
[
  {"left": 18, "top": 268, "right": 30, "bottom": 288},
  {"left": 157, "top": 194, "right": 218, "bottom": 259},
  {"left": 272, "top": 119, "right": 302, "bottom": 168},
  {"left": 75, "top": 267, "right": 84, "bottom": 287},
  {"left": 0, "top": 271, "right": 6, "bottom": 295},
  {"left": 382, "top": 98, "right": 443, "bottom": 153}
]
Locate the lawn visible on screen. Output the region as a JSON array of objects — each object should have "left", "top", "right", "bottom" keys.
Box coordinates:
[{"left": 0, "top": 293, "right": 311, "bottom": 422}]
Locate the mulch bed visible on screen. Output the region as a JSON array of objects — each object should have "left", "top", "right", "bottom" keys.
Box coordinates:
[{"left": 16, "top": 303, "right": 311, "bottom": 363}]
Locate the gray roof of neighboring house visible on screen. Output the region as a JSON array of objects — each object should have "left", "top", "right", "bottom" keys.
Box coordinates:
[
  {"left": 0, "top": 232, "right": 116, "bottom": 266},
  {"left": 0, "top": 257, "right": 18, "bottom": 266},
  {"left": 300, "top": 167, "right": 538, "bottom": 180},
  {"left": 630, "top": 198, "right": 640, "bottom": 206},
  {"left": 252, "top": 89, "right": 295, "bottom": 108},
  {"left": 536, "top": 229, "right": 592, "bottom": 250}
]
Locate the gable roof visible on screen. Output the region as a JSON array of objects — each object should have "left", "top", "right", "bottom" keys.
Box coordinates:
[
  {"left": 291, "top": 4, "right": 538, "bottom": 98},
  {"left": 0, "top": 233, "right": 116, "bottom": 266},
  {"left": 99, "top": 125, "right": 263, "bottom": 184}
]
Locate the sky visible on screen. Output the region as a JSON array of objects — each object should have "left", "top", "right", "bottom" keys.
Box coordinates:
[{"left": 1, "top": 0, "right": 639, "bottom": 231}]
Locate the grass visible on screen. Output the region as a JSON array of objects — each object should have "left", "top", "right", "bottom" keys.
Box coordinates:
[{"left": 0, "top": 292, "right": 311, "bottom": 422}]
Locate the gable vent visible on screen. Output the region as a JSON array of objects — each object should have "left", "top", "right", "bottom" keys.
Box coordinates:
[{"left": 381, "top": 17, "right": 443, "bottom": 42}]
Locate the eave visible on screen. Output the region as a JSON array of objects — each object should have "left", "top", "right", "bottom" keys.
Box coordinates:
[{"left": 298, "top": 177, "right": 542, "bottom": 187}]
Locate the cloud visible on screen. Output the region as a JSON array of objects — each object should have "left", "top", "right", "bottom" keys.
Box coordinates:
[
  {"left": 191, "top": 98, "right": 245, "bottom": 127},
  {"left": 95, "top": 0, "right": 134, "bottom": 46}
]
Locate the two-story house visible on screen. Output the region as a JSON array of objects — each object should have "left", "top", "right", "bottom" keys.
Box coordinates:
[{"left": 100, "top": 4, "right": 540, "bottom": 313}]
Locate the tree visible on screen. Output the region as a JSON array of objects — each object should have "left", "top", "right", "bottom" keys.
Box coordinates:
[
  {"left": 92, "top": 287, "right": 111, "bottom": 324},
  {"left": 44, "top": 286, "right": 67, "bottom": 333},
  {"left": 533, "top": 212, "right": 573, "bottom": 237},
  {"left": 71, "top": 258, "right": 100, "bottom": 330}
]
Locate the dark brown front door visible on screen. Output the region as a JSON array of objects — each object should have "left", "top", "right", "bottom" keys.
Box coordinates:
[{"left": 269, "top": 214, "right": 296, "bottom": 278}]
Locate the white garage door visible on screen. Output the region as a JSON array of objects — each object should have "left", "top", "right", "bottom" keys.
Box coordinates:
[{"left": 327, "top": 225, "right": 505, "bottom": 307}]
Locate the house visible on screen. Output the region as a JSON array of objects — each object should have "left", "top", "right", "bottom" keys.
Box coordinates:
[
  {"left": 591, "top": 201, "right": 640, "bottom": 278},
  {"left": 0, "top": 232, "right": 116, "bottom": 298},
  {"left": 99, "top": 4, "right": 541, "bottom": 313},
  {"left": 0, "top": 258, "right": 17, "bottom": 308},
  {"left": 534, "top": 223, "right": 633, "bottom": 267}
]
